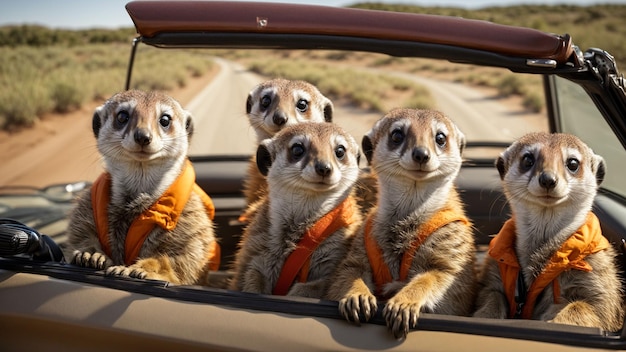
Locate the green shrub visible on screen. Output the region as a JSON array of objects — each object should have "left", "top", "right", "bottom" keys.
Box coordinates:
[
  {"left": 496, "top": 75, "right": 524, "bottom": 97},
  {"left": 0, "top": 80, "right": 53, "bottom": 129},
  {"left": 404, "top": 95, "right": 435, "bottom": 110},
  {"left": 522, "top": 91, "right": 544, "bottom": 113},
  {"left": 0, "top": 43, "right": 215, "bottom": 130},
  {"left": 49, "top": 81, "right": 85, "bottom": 113}
]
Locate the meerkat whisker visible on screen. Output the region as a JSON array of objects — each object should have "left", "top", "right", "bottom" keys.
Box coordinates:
[
  {"left": 473, "top": 132, "right": 624, "bottom": 332},
  {"left": 66, "top": 90, "right": 220, "bottom": 286},
  {"left": 230, "top": 122, "right": 362, "bottom": 299},
  {"left": 327, "top": 108, "right": 476, "bottom": 340},
  {"left": 240, "top": 78, "right": 335, "bottom": 222}
]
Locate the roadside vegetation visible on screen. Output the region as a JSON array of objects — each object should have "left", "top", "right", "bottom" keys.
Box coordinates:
[
  {"left": 352, "top": 3, "right": 626, "bottom": 67},
  {"left": 245, "top": 52, "right": 434, "bottom": 113},
  {"left": 0, "top": 42, "right": 214, "bottom": 130},
  {"left": 1, "top": 3, "right": 625, "bottom": 131},
  {"left": 407, "top": 58, "right": 545, "bottom": 113},
  {"left": 348, "top": 3, "right": 626, "bottom": 113}
]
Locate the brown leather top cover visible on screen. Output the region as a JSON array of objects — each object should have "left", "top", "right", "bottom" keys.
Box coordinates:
[{"left": 125, "top": 1, "right": 573, "bottom": 63}]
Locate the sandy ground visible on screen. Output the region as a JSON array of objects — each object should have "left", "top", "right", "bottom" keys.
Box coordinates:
[{"left": 0, "top": 71, "right": 217, "bottom": 188}]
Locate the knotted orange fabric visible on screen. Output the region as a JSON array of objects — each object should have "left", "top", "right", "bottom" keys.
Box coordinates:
[
  {"left": 91, "top": 159, "right": 220, "bottom": 269},
  {"left": 488, "top": 212, "right": 610, "bottom": 319},
  {"left": 272, "top": 196, "right": 358, "bottom": 296},
  {"left": 364, "top": 208, "right": 469, "bottom": 299}
]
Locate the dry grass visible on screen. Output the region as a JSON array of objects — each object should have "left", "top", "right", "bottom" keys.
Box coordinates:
[
  {"left": 241, "top": 51, "right": 435, "bottom": 113},
  {"left": 3, "top": 3, "right": 624, "bottom": 129},
  {"left": 0, "top": 44, "right": 214, "bottom": 130}
]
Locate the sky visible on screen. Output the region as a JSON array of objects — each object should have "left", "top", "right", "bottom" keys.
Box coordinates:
[{"left": 1, "top": 0, "right": 625, "bottom": 29}]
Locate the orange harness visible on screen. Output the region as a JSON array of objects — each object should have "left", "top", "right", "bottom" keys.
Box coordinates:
[
  {"left": 488, "top": 212, "right": 610, "bottom": 319},
  {"left": 364, "top": 208, "right": 469, "bottom": 299},
  {"left": 92, "top": 159, "right": 220, "bottom": 269},
  {"left": 272, "top": 196, "right": 358, "bottom": 296}
]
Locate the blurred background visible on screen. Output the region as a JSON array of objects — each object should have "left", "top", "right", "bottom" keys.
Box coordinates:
[{"left": 1, "top": 0, "right": 625, "bottom": 187}]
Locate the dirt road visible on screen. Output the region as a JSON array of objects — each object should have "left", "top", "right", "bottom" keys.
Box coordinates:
[
  {"left": 185, "top": 59, "right": 383, "bottom": 157},
  {"left": 0, "top": 59, "right": 544, "bottom": 188},
  {"left": 185, "top": 59, "right": 546, "bottom": 157},
  {"left": 0, "top": 71, "right": 216, "bottom": 188}
]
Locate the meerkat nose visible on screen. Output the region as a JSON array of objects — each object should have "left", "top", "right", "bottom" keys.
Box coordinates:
[
  {"left": 538, "top": 171, "right": 558, "bottom": 190},
  {"left": 315, "top": 161, "right": 332, "bottom": 177},
  {"left": 412, "top": 147, "right": 430, "bottom": 164},
  {"left": 134, "top": 129, "right": 152, "bottom": 146},
  {"left": 272, "top": 111, "right": 287, "bottom": 126}
]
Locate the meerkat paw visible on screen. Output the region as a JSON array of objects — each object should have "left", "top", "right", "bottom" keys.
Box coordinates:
[
  {"left": 105, "top": 265, "right": 148, "bottom": 279},
  {"left": 383, "top": 298, "right": 421, "bottom": 340},
  {"left": 71, "top": 250, "right": 111, "bottom": 270},
  {"left": 133, "top": 257, "right": 178, "bottom": 283},
  {"left": 550, "top": 301, "right": 601, "bottom": 328},
  {"left": 338, "top": 292, "right": 378, "bottom": 325}
]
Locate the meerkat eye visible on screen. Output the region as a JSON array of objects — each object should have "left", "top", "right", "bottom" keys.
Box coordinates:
[
  {"left": 335, "top": 145, "right": 346, "bottom": 160},
  {"left": 291, "top": 143, "right": 305, "bottom": 159},
  {"left": 566, "top": 158, "right": 580, "bottom": 173},
  {"left": 520, "top": 153, "right": 535, "bottom": 171},
  {"left": 115, "top": 110, "right": 130, "bottom": 127},
  {"left": 296, "top": 99, "right": 309, "bottom": 112},
  {"left": 260, "top": 95, "right": 272, "bottom": 109},
  {"left": 390, "top": 129, "right": 405, "bottom": 145},
  {"left": 435, "top": 132, "right": 447, "bottom": 147},
  {"left": 159, "top": 114, "right": 172, "bottom": 128}
]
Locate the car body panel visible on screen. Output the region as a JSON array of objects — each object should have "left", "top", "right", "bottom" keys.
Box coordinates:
[
  {"left": 2, "top": 1, "right": 626, "bottom": 351},
  {"left": 0, "top": 268, "right": 617, "bottom": 351}
]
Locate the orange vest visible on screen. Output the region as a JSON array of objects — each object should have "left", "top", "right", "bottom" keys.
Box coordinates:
[
  {"left": 488, "top": 212, "right": 610, "bottom": 319},
  {"left": 365, "top": 208, "right": 469, "bottom": 299},
  {"left": 91, "top": 159, "right": 220, "bottom": 269},
  {"left": 272, "top": 196, "right": 358, "bottom": 296}
]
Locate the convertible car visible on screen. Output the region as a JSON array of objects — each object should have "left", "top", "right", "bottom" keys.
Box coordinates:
[{"left": 1, "top": 1, "right": 626, "bottom": 351}]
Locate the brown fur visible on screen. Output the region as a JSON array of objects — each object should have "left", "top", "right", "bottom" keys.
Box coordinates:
[
  {"left": 230, "top": 122, "right": 361, "bottom": 298},
  {"left": 326, "top": 108, "right": 476, "bottom": 339},
  {"left": 66, "top": 90, "right": 217, "bottom": 285},
  {"left": 473, "top": 132, "right": 624, "bottom": 332},
  {"left": 242, "top": 78, "right": 333, "bottom": 216}
]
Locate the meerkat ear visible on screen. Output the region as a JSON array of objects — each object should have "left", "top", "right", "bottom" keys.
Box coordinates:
[
  {"left": 456, "top": 126, "right": 466, "bottom": 155},
  {"left": 92, "top": 105, "right": 104, "bottom": 138},
  {"left": 495, "top": 154, "right": 508, "bottom": 180},
  {"left": 362, "top": 118, "right": 383, "bottom": 165},
  {"left": 362, "top": 135, "right": 375, "bottom": 165},
  {"left": 323, "top": 98, "right": 333, "bottom": 122},
  {"left": 351, "top": 140, "right": 362, "bottom": 166},
  {"left": 592, "top": 154, "right": 606, "bottom": 186},
  {"left": 256, "top": 140, "right": 274, "bottom": 176},
  {"left": 246, "top": 93, "right": 253, "bottom": 114},
  {"left": 184, "top": 111, "right": 194, "bottom": 140}
]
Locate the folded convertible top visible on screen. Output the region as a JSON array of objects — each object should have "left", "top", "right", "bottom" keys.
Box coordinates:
[{"left": 125, "top": 1, "right": 577, "bottom": 67}]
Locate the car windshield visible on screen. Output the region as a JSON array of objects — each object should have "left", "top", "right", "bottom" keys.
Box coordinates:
[
  {"left": 552, "top": 76, "right": 626, "bottom": 197},
  {"left": 127, "top": 46, "right": 550, "bottom": 162}
]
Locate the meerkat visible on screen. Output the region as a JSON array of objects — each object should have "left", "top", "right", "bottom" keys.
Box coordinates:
[
  {"left": 66, "top": 90, "right": 220, "bottom": 286},
  {"left": 326, "top": 108, "right": 476, "bottom": 339},
  {"left": 230, "top": 122, "right": 362, "bottom": 298},
  {"left": 242, "top": 78, "right": 334, "bottom": 212},
  {"left": 473, "top": 132, "right": 624, "bottom": 331}
]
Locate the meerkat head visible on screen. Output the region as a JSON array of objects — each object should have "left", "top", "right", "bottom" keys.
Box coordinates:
[
  {"left": 92, "top": 90, "right": 194, "bottom": 165},
  {"left": 255, "top": 122, "right": 360, "bottom": 196},
  {"left": 362, "top": 108, "right": 465, "bottom": 185},
  {"left": 496, "top": 132, "right": 605, "bottom": 210},
  {"left": 245, "top": 78, "right": 334, "bottom": 142}
]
